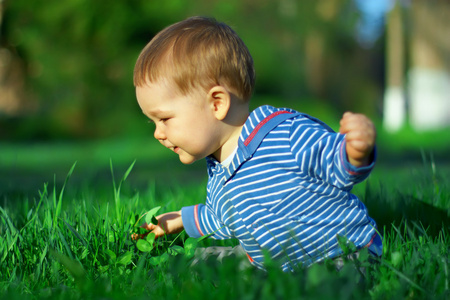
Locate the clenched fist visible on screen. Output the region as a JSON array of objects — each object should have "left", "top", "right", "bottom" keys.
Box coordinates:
[{"left": 339, "top": 112, "right": 376, "bottom": 167}]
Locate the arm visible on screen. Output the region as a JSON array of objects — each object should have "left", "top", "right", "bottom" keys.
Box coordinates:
[
  {"left": 338, "top": 112, "right": 376, "bottom": 168},
  {"left": 182, "top": 204, "right": 234, "bottom": 239},
  {"left": 132, "top": 204, "right": 233, "bottom": 240},
  {"left": 289, "top": 113, "right": 375, "bottom": 188}
]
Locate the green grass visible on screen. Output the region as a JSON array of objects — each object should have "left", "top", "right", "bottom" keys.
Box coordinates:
[{"left": 0, "top": 134, "right": 449, "bottom": 299}]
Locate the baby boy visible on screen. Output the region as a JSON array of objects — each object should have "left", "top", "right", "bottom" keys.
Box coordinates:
[{"left": 133, "top": 16, "right": 381, "bottom": 271}]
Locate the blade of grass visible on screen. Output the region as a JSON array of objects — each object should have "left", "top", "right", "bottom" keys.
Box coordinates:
[
  {"left": 49, "top": 249, "right": 88, "bottom": 290},
  {"left": 111, "top": 159, "right": 136, "bottom": 226},
  {"left": 53, "top": 162, "right": 77, "bottom": 233},
  {"left": 58, "top": 228, "right": 74, "bottom": 260},
  {"left": 391, "top": 222, "right": 406, "bottom": 244},
  {"left": 110, "top": 159, "right": 118, "bottom": 221},
  {"left": 64, "top": 220, "right": 92, "bottom": 254},
  {"left": 380, "top": 259, "right": 428, "bottom": 294},
  {"left": 0, "top": 207, "right": 19, "bottom": 237},
  {"left": 20, "top": 184, "right": 47, "bottom": 234}
]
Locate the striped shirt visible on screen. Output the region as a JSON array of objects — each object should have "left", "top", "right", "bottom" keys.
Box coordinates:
[{"left": 182, "top": 105, "right": 381, "bottom": 271}]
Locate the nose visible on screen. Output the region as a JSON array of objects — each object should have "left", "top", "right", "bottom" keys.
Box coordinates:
[{"left": 153, "top": 124, "right": 166, "bottom": 141}]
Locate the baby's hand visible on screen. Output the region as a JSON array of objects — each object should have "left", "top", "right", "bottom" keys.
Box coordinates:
[
  {"left": 131, "top": 211, "right": 184, "bottom": 240},
  {"left": 339, "top": 112, "right": 376, "bottom": 167},
  {"left": 131, "top": 223, "right": 154, "bottom": 240}
]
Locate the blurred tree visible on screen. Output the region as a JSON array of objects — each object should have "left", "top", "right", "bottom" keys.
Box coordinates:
[
  {"left": 383, "top": 0, "right": 406, "bottom": 132},
  {"left": 408, "top": 0, "right": 450, "bottom": 131},
  {"left": 383, "top": 0, "right": 450, "bottom": 132},
  {"left": 183, "top": 0, "right": 382, "bottom": 115},
  {"left": 1, "top": 0, "right": 385, "bottom": 139},
  {"left": 0, "top": 0, "right": 32, "bottom": 117},
  {"left": 1, "top": 0, "right": 188, "bottom": 138}
]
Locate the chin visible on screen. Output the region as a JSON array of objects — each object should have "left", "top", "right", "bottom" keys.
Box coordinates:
[{"left": 179, "top": 156, "right": 196, "bottom": 165}]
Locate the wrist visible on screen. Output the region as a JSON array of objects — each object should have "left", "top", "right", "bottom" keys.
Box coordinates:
[
  {"left": 347, "top": 148, "right": 375, "bottom": 168},
  {"left": 348, "top": 156, "right": 369, "bottom": 168},
  {"left": 160, "top": 211, "right": 183, "bottom": 235}
]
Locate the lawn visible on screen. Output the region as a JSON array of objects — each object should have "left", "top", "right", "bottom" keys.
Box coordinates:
[{"left": 0, "top": 128, "right": 449, "bottom": 299}]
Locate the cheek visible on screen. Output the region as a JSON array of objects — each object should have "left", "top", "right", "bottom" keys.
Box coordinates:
[{"left": 173, "top": 116, "right": 213, "bottom": 148}]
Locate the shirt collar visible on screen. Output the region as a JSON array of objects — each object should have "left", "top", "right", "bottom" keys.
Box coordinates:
[{"left": 207, "top": 105, "right": 300, "bottom": 182}]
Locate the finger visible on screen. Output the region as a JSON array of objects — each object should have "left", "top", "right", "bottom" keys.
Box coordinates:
[
  {"left": 340, "top": 115, "right": 374, "bottom": 136},
  {"left": 151, "top": 225, "right": 166, "bottom": 238},
  {"left": 340, "top": 111, "right": 356, "bottom": 123},
  {"left": 138, "top": 223, "right": 165, "bottom": 239},
  {"left": 345, "top": 128, "right": 375, "bottom": 142},
  {"left": 346, "top": 139, "right": 372, "bottom": 153},
  {"left": 346, "top": 139, "right": 374, "bottom": 157},
  {"left": 140, "top": 222, "right": 157, "bottom": 231},
  {"left": 341, "top": 112, "right": 371, "bottom": 124},
  {"left": 346, "top": 142, "right": 372, "bottom": 162},
  {"left": 131, "top": 232, "right": 149, "bottom": 240},
  {"left": 339, "top": 112, "right": 357, "bottom": 134}
]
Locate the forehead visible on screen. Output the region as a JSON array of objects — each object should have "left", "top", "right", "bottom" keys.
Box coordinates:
[
  {"left": 135, "top": 81, "right": 174, "bottom": 114},
  {"left": 136, "top": 77, "right": 208, "bottom": 116},
  {"left": 136, "top": 79, "right": 180, "bottom": 103}
]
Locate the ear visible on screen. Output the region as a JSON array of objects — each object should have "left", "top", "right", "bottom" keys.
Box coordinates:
[{"left": 207, "top": 86, "right": 230, "bottom": 121}]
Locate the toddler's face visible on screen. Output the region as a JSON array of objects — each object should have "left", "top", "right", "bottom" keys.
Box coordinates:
[{"left": 136, "top": 80, "right": 224, "bottom": 164}]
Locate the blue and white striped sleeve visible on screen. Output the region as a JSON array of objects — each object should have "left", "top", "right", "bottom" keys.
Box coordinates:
[
  {"left": 181, "top": 204, "right": 234, "bottom": 239},
  {"left": 289, "top": 117, "right": 375, "bottom": 188}
]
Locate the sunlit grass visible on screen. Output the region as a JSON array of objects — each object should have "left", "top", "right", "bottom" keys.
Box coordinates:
[{"left": 0, "top": 156, "right": 449, "bottom": 299}]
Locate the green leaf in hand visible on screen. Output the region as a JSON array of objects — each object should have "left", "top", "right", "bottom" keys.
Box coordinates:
[{"left": 145, "top": 206, "right": 161, "bottom": 225}]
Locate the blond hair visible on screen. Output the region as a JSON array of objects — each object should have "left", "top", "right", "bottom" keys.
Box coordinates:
[{"left": 133, "top": 16, "right": 255, "bottom": 101}]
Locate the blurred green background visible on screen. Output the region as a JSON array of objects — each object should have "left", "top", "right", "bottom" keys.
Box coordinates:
[
  {"left": 1, "top": 0, "right": 387, "bottom": 139},
  {"left": 0, "top": 0, "right": 449, "bottom": 198}
]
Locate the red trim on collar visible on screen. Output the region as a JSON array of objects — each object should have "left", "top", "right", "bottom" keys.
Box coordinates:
[{"left": 244, "top": 111, "right": 292, "bottom": 146}]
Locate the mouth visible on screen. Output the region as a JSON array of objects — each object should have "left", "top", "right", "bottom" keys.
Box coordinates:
[{"left": 172, "top": 146, "right": 180, "bottom": 154}]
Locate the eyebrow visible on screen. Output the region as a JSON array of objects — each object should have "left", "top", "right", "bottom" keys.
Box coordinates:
[
  {"left": 147, "top": 108, "right": 165, "bottom": 115},
  {"left": 148, "top": 108, "right": 172, "bottom": 118},
  {"left": 143, "top": 108, "right": 172, "bottom": 121}
]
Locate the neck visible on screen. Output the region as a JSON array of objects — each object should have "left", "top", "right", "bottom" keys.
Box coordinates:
[
  {"left": 213, "top": 125, "right": 243, "bottom": 162},
  {"left": 213, "top": 100, "right": 249, "bottom": 162}
]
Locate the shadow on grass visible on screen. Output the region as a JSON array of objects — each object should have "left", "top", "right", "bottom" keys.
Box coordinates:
[{"left": 363, "top": 179, "right": 450, "bottom": 237}]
